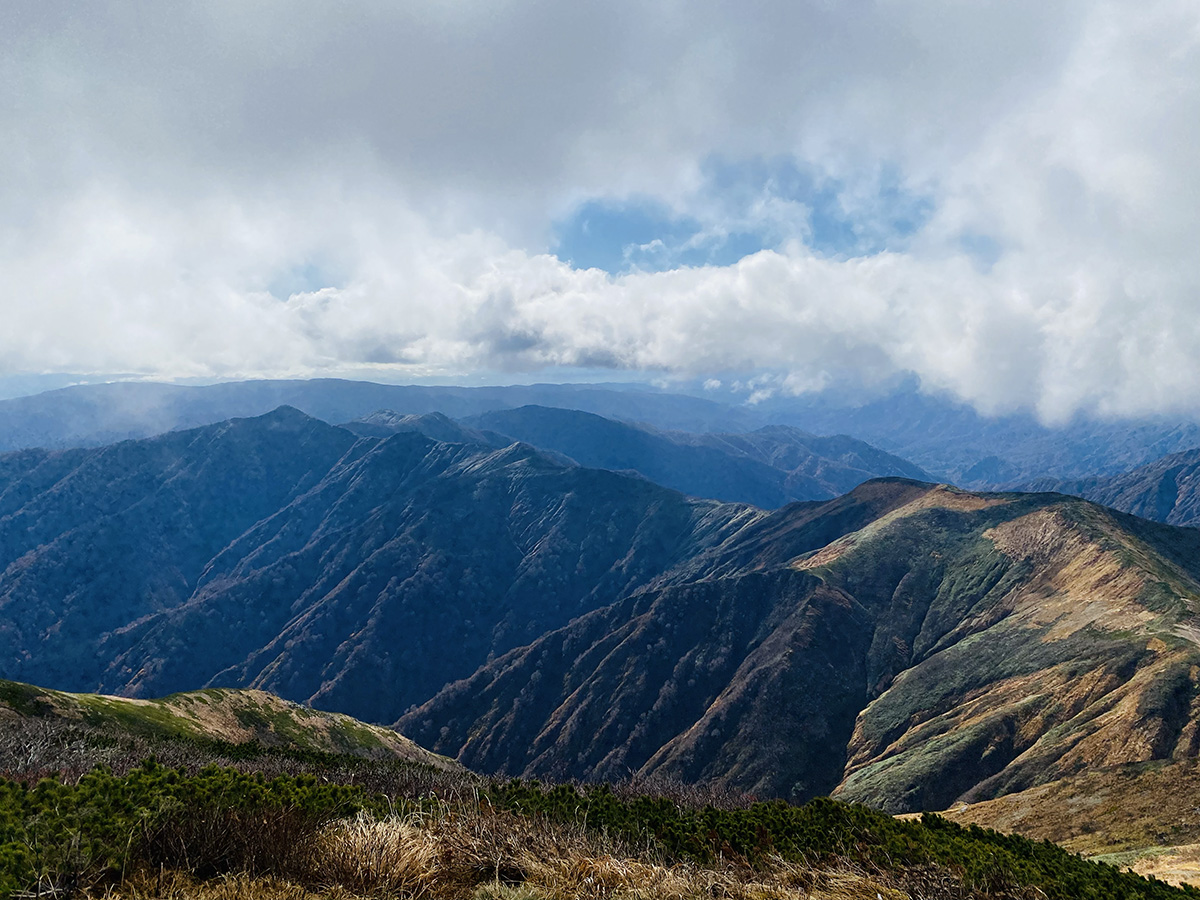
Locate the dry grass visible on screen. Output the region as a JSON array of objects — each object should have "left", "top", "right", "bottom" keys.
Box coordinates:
[
  {"left": 94, "top": 870, "right": 338, "bottom": 900},
  {"left": 88, "top": 805, "right": 917, "bottom": 900},
  {"left": 304, "top": 807, "right": 913, "bottom": 900},
  {"left": 1128, "top": 844, "right": 1200, "bottom": 889},
  {"left": 932, "top": 760, "right": 1200, "bottom": 888},
  {"left": 939, "top": 759, "right": 1200, "bottom": 858}
]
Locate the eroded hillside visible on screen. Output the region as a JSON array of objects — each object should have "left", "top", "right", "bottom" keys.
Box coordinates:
[{"left": 402, "top": 483, "right": 1200, "bottom": 813}]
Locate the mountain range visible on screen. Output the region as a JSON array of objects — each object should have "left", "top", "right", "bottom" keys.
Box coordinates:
[
  {"left": 0, "top": 407, "right": 759, "bottom": 724},
  {"left": 0, "top": 378, "right": 755, "bottom": 454},
  {"left": 351, "top": 404, "right": 930, "bottom": 506},
  {"left": 751, "top": 377, "right": 1200, "bottom": 486},
  {"left": 1026, "top": 448, "right": 1200, "bottom": 528},
  {"left": 4, "top": 377, "right": 1200, "bottom": 492},
  {"left": 4, "top": 405, "right": 1200, "bottom": 818}
]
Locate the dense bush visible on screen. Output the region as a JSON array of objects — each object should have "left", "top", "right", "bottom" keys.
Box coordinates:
[
  {"left": 487, "top": 781, "right": 1200, "bottom": 900},
  {"left": 3, "top": 756, "right": 1198, "bottom": 900},
  {"left": 0, "top": 761, "right": 372, "bottom": 897}
]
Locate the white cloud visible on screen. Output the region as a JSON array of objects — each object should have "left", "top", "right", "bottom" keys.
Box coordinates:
[{"left": 2, "top": 1, "right": 1199, "bottom": 421}]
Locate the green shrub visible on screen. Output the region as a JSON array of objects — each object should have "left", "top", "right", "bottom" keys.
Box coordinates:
[
  {"left": 486, "top": 781, "right": 1200, "bottom": 900},
  {"left": 0, "top": 760, "right": 375, "bottom": 897}
]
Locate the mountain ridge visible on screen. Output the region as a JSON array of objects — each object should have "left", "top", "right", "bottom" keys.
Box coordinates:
[
  {"left": 1026, "top": 447, "right": 1200, "bottom": 527},
  {"left": 399, "top": 481, "right": 1200, "bottom": 812},
  {"left": 460, "top": 404, "right": 931, "bottom": 506},
  {"left": 6, "top": 377, "right": 1200, "bottom": 492},
  {"left": 4, "top": 407, "right": 1200, "bottom": 819}
]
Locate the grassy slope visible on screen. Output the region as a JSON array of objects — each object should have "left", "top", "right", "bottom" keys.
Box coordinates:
[
  {"left": 0, "top": 679, "right": 458, "bottom": 769},
  {"left": 934, "top": 759, "right": 1200, "bottom": 887},
  {"left": 799, "top": 488, "right": 1200, "bottom": 812}
]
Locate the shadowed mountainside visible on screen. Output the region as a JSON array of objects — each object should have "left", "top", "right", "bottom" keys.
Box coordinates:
[
  {"left": 1026, "top": 448, "right": 1200, "bottom": 527},
  {"left": 459, "top": 405, "right": 930, "bottom": 506},
  {"left": 0, "top": 407, "right": 758, "bottom": 725}
]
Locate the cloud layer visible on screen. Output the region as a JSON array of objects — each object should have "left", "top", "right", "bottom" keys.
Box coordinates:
[{"left": 2, "top": 1, "right": 1199, "bottom": 420}]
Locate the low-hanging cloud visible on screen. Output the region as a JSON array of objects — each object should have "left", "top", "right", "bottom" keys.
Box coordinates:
[{"left": 2, "top": 0, "right": 1198, "bottom": 422}]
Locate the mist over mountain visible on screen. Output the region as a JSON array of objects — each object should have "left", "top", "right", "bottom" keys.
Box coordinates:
[
  {"left": 0, "top": 379, "right": 756, "bottom": 454},
  {"left": 755, "top": 380, "right": 1200, "bottom": 487},
  {"left": 5, "top": 378, "right": 1200, "bottom": 498},
  {"left": 5, "top": 378, "right": 1200, "bottom": 497},
  {"left": 5, "top": 3, "right": 1200, "bottom": 887}
]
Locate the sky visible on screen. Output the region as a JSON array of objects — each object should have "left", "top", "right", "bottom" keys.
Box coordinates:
[{"left": 2, "top": 1, "right": 1199, "bottom": 421}]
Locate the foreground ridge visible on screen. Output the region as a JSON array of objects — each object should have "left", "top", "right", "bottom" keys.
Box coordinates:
[{"left": 0, "top": 756, "right": 1194, "bottom": 900}]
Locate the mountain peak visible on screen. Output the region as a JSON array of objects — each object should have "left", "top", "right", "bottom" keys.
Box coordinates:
[{"left": 242, "top": 404, "right": 321, "bottom": 429}]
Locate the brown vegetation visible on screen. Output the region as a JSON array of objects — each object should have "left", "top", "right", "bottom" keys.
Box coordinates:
[{"left": 94, "top": 805, "right": 924, "bottom": 900}]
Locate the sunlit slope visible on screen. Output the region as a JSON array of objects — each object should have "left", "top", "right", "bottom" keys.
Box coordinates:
[
  {"left": 0, "top": 679, "right": 457, "bottom": 768},
  {"left": 403, "top": 482, "right": 1200, "bottom": 812}
]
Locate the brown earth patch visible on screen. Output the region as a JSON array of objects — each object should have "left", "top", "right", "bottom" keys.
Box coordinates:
[
  {"left": 1128, "top": 843, "right": 1200, "bottom": 888},
  {"left": 938, "top": 759, "right": 1200, "bottom": 859}
]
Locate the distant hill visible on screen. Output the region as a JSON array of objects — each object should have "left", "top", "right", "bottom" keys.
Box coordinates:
[
  {"left": 0, "top": 378, "right": 757, "bottom": 453},
  {"left": 0, "top": 679, "right": 455, "bottom": 768},
  {"left": 460, "top": 405, "right": 930, "bottom": 505},
  {"left": 1026, "top": 448, "right": 1200, "bottom": 527},
  {"left": 753, "top": 379, "right": 1200, "bottom": 486},
  {"left": 4, "top": 377, "right": 1200, "bottom": 490}
]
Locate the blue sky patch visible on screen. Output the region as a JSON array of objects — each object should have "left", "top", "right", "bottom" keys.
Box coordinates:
[
  {"left": 266, "top": 260, "right": 344, "bottom": 300},
  {"left": 958, "top": 231, "right": 1003, "bottom": 270},
  {"left": 552, "top": 199, "right": 763, "bottom": 273},
  {"left": 552, "top": 156, "right": 935, "bottom": 274}
]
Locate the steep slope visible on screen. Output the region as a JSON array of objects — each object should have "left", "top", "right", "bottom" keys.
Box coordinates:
[
  {"left": 0, "top": 407, "right": 361, "bottom": 690},
  {"left": 464, "top": 405, "right": 929, "bottom": 506},
  {"left": 0, "top": 679, "right": 456, "bottom": 768},
  {"left": 8, "top": 406, "right": 1200, "bottom": 818},
  {"left": 0, "top": 407, "right": 760, "bottom": 725},
  {"left": 1028, "top": 448, "right": 1200, "bottom": 527},
  {"left": 400, "top": 482, "right": 1200, "bottom": 812}
]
